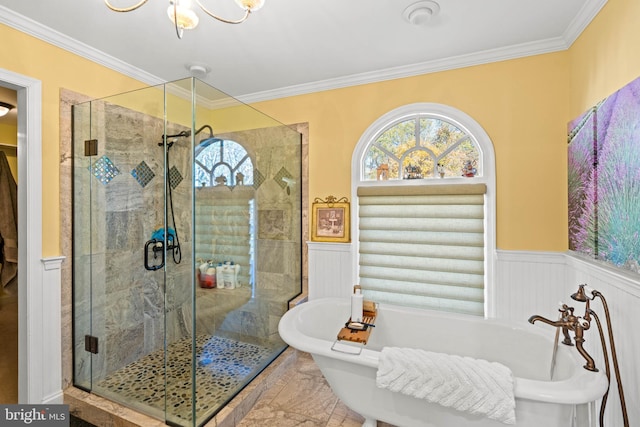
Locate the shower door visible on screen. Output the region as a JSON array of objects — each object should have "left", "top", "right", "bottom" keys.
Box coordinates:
[{"left": 72, "top": 81, "right": 197, "bottom": 425}]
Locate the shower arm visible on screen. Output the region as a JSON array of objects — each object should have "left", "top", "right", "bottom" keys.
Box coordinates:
[
  {"left": 160, "top": 125, "right": 213, "bottom": 142},
  {"left": 195, "top": 125, "right": 214, "bottom": 139}
]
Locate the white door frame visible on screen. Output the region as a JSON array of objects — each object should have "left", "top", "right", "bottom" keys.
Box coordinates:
[{"left": 0, "top": 68, "right": 45, "bottom": 403}]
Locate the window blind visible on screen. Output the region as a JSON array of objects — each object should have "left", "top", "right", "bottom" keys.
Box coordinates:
[
  {"left": 357, "top": 184, "right": 486, "bottom": 316},
  {"left": 195, "top": 186, "right": 254, "bottom": 286}
]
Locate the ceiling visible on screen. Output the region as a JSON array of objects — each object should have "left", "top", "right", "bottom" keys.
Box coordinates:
[{"left": 0, "top": 0, "right": 606, "bottom": 105}]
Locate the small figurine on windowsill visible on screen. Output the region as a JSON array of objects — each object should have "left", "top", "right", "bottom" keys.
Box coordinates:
[
  {"left": 462, "top": 160, "right": 477, "bottom": 177},
  {"left": 404, "top": 164, "right": 422, "bottom": 180},
  {"left": 437, "top": 162, "right": 445, "bottom": 178},
  {"left": 215, "top": 175, "right": 228, "bottom": 186},
  {"left": 376, "top": 163, "right": 389, "bottom": 180},
  {"left": 235, "top": 172, "right": 244, "bottom": 186}
]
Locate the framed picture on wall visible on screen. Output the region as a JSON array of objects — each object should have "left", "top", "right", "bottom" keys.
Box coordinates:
[{"left": 311, "top": 196, "right": 350, "bottom": 243}]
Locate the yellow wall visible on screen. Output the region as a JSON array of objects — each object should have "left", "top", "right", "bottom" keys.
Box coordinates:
[
  {"left": 254, "top": 0, "right": 640, "bottom": 252},
  {"left": 254, "top": 53, "right": 571, "bottom": 251},
  {"left": 1, "top": 0, "right": 637, "bottom": 256},
  {"left": 569, "top": 0, "right": 640, "bottom": 117},
  {"left": 0, "top": 24, "right": 147, "bottom": 256}
]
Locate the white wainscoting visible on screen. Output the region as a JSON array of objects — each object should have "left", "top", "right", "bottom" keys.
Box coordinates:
[
  {"left": 492, "top": 250, "right": 638, "bottom": 427},
  {"left": 494, "top": 250, "right": 568, "bottom": 322},
  {"left": 308, "top": 247, "right": 639, "bottom": 425},
  {"left": 40, "top": 256, "right": 65, "bottom": 404},
  {"left": 564, "top": 253, "right": 639, "bottom": 427},
  {"left": 307, "top": 242, "right": 353, "bottom": 300}
]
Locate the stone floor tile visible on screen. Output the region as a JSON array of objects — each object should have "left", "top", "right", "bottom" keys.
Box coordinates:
[
  {"left": 237, "top": 403, "right": 325, "bottom": 427},
  {"left": 268, "top": 371, "right": 339, "bottom": 423}
]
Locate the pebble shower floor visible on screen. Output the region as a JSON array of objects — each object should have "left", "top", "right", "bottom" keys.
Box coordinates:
[{"left": 95, "top": 334, "right": 273, "bottom": 425}]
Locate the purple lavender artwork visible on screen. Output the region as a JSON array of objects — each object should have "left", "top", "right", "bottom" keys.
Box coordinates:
[{"left": 568, "top": 76, "right": 640, "bottom": 274}]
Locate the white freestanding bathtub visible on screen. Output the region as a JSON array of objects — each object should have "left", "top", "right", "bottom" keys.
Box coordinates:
[{"left": 278, "top": 298, "right": 608, "bottom": 427}]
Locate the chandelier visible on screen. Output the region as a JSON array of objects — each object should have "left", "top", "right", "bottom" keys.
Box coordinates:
[{"left": 104, "top": 0, "right": 265, "bottom": 38}]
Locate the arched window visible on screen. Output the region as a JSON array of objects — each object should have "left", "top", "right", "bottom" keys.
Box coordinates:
[
  {"left": 352, "top": 103, "right": 496, "bottom": 316},
  {"left": 362, "top": 115, "right": 481, "bottom": 181},
  {"left": 195, "top": 139, "right": 253, "bottom": 187}
]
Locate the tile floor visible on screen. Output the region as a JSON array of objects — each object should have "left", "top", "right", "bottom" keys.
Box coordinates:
[
  {"left": 238, "top": 351, "right": 395, "bottom": 427},
  {"left": 96, "top": 334, "right": 275, "bottom": 425},
  {"left": 68, "top": 349, "right": 396, "bottom": 427}
]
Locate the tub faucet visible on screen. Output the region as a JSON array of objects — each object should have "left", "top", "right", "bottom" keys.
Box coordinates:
[{"left": 528, "top": 303, "right": 598, "bottom": 372}]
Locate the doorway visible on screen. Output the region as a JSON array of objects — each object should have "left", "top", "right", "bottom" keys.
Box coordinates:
[
  {"left": 0, "top": 85, "right": 18, "bottom": 403},
  {"left": 0, "top": 68, "right": 50, "bottom": 405}
]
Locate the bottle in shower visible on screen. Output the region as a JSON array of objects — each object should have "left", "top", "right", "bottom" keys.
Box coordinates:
[{"left": 222, "top": 261, "right": 237, "bottom": 289}]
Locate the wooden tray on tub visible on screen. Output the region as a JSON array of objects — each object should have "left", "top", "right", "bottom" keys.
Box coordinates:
[{"left": 336, "top": 307, "right": 377, "bottom": 345}]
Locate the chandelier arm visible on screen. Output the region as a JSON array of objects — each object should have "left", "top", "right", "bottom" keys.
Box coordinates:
[
  {"left": 104, "top": 0, "right": 149, "bottom": 13},
  {"left": 172, "top": 1, "right": 185, "bottom": 39},
  {"left": 194, "top": 0, "right": 251, "bottom": 24}
]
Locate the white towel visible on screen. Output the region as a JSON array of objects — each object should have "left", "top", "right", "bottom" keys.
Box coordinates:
[{"left": 376, "top": 347, "right": 516, "bottom": 425}]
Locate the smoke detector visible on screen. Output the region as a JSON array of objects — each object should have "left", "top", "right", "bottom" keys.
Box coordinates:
[
  {"left": 186, "top": 63, "right": 211, "bottom": 78},
  {"left": 403, "top": 1, "right": 440, "bottom": 26}
]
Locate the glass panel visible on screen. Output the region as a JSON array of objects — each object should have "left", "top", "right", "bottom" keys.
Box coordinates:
[
  {"left": 191, "top": 78, "right": 302, "bottom": 426},
  {"left": 363, "top": 145, "right": 393, "bottom": 180},
  {"left": 164, "top": 78, "right": 196, "bottom": 425},
  {"left": 71, "top": 101, "right": 92, "bottom": 391},
  {"left": 72, "top": 84, "right": 169, "bottom": 420},
  {"left": 402, "top": 150, "right": 432, "bottom": 179},
  {"left": 442, "top": 138, "right": 481, "bottom": 178},
  {"left": 72, "top": 77, "right": 302, "bottom": 427},
  {"left": 376, "top": 118, "right": 415, "bottom": 159},
  {"left": 419, "top": 117, "right": 466, "bottom": 156},
  {"left": 96, "top": 84, "right": 167, "bottom": 419}
]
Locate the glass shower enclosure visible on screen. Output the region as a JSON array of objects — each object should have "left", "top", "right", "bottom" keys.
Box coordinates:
[{"left": 72, "top": 78, "right": 302, "bottom": 426}]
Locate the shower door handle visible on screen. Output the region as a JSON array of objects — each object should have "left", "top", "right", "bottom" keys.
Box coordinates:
[{"left": 144, "top": 239, "right": 165, "bottom": 271}]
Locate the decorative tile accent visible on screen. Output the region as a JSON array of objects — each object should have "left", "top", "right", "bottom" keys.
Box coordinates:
[
  {"left": 273, "top": 167, "right": 293, "bottom": 190},
  {"left": 131, "top": 161, "right": 155, "bottom": 188},
  {"left": 252, "top": 169, "right": 265, "bottom": 190},
  {"left": 169, "top": 166, "right": 183, "bottom": 189},
  {"left": 96, "top": 335, "right": 272, "bottom": 424},
  {"left": 89, "top": 155, "right": 120, "bottom": 185}
]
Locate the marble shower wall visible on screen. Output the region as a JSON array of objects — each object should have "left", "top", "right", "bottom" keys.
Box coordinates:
[
  {"left": 72, "top": 96, "right": 303, "bottom": 382},
  {"left": 73, "top": 99, "right": 194, "bottom": 383},
  {"left": 201, "top": 126, "right": 303, "bottom": 342}
]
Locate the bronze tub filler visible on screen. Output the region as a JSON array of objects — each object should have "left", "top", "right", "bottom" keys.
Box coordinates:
[{"left": 529, "top": 284, "right": 629, "bottom": 427}]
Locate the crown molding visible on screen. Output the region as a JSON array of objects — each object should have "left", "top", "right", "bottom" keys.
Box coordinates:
[
  {"left": 0, "top": 6, "right": 164, "bottom": 87},
  {"left": 237, "top": 36, "right": 570, "bottom": 103},
  {"left": 562, "top": 0, "right": 608, "bottom": 47},
  {"left": 1, "top": 2, "right": 606, "bottom": 105}
]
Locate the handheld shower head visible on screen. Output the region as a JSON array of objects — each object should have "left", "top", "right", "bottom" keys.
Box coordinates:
[
  {"left": 571, "top": 284, "right": 595, "bottom": 302},
  {"left": 158, "top": 130, "right": 191, "bottom": 149}
]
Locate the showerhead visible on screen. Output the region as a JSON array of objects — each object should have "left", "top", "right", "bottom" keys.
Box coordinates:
[
  {"left": 198, "top": 137, "right": 224, "bottom": 148},
  {"left": 193, "top": 124, "right": 223, "bottom": 148}
]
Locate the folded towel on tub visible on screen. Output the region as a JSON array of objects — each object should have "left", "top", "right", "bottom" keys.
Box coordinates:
[{"left": 376, "top": 347, "right": 516, "bottom": 425}]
